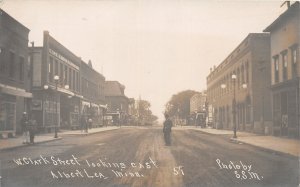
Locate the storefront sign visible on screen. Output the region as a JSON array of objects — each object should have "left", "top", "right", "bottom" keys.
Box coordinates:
[{"left": 49, "top": 48, "right": 79, "bottom": 70}]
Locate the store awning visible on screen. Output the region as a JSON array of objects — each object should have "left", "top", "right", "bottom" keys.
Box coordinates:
[{"left": 0, "top": 84, "right": 32, "bottom": 98}]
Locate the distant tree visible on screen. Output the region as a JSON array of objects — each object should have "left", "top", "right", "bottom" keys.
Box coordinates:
[
  {"left": 165, "top": 90, "right": 200, "bottom": 119},
  {"left": 134, "top": 99, "right": 158, "bottom": 125}
]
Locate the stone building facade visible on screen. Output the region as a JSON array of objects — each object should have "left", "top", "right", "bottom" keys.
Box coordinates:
[{"left": 207, "top": 33, "right": 272, "bottom": 134}]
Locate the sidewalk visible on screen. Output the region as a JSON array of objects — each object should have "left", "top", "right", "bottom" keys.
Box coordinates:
[
  {"left": 0, "top": 126, "right": 119, "bottom": 151},
  {"left": 176, "top": 126, "right": 300, "bottom": 158},
  {"left": 60, "top": 126, "right": 119, "bottom": 135},
  {"left": 0, "top": 134, "right": 62, "bottom": 151}
]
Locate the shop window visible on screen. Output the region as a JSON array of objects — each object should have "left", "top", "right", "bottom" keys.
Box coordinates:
[{"left": 0, "top": 101, "right": 16, "bottom": 131}]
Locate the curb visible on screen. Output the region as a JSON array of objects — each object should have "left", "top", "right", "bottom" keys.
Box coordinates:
[
  {"left": 61, "top": 128, "right": 119, "bottom": 136},
  {"left": 0, "top": 137, "right": 63, "bottom": 151},
  {"left": 230, "top": 138, "right": 298, "bottom": 159},
  {"left": 189, "top": 128, "right": 233, "bottom": 136}
]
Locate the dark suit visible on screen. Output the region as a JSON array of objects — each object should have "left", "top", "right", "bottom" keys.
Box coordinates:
[{"left": 163, "top": 118, "right": 173, "bottom": 145}]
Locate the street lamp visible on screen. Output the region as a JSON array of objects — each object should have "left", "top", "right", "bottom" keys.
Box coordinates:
[
  {"left": 43, "top": 85, "right": 49, "bottom": 128},
  {"left": 54, "top": 75, "right": 59, "bottom": 138},
  {"left": 221, "top": 77, "right": 247, "bottom": 139},
  {"left": 231, "top": 74, "right": 237, "bottom": 138}
]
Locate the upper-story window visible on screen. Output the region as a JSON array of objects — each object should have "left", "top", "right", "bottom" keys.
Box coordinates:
[
  {"left": 0, "top": 48, "right": 5, "bottom": 73},
  {"left": 245, "top": 61, "right": 249, "bottom": 84},
  {"left": 64, "top": 65, "right": 68, "bottom": 85},
  {"left": 291, "top": 46, "right": 298, "bottom": 79},
  {"left": 54, "top": 60, "right": 58, "bottom": 76},
  {"left": 274, "top": 56, "right": 279, "bottom": 83},
  {"left": 19, "top": 56, "right": 24, "bottom": 81},
  {"left": 59, "top": 63, "right": 63, "bottom": 85},
  {"left": 282, "top": 52, "right": 288, "bottom": 81},
  {"left": 49, "top": 57, "right": 53, "bottom": 82},
  {"left": 9, "top": 51, "right": 15, "bottom": 78}
]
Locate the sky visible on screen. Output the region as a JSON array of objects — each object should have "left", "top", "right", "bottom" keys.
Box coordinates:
[{"left": 1, "top": 0, "right": 285, "bottom": 121}]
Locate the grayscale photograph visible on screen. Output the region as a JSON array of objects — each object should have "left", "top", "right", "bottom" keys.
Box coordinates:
[{"left": 0, "top": 0, "right": 299, "bottom": 187}]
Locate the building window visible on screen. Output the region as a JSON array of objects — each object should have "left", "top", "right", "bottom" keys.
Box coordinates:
[
  {"left": 0, "top": 48, "right": 5, "bottom": 73},
  {"left": 69, "top": 68, "right": 72, "bottom": 89},
  {"left": 49, "top": 57, "right": 53, "bottom": 82},
  {"left": 73, "top": 69, "right": 76, "bottom": 91},
  {"left": 292, "top": 46, "right": 298, "bottom": 79},
  {"left": 55, "top": 60, "right": 58, "bottom": 76},
  {"left": 245, "top": 61, "right": 249, "bottom": 84},
  {"left": 241, "top": 65, "right": 245, "bottom": 84},
  {"left": 9, "top": 51, "right": 15, "bottom": 78},
  {"left": 0, "top": 101, "right": 16, "bottom": 131},
  {"left": 274, "top": 56, "right": 279, "bottom": 83},
  {"left": 60, "top": 63, "right": 63, "bottom": 85},
  {"left": 282, "top": 52, "right": 288, "bottom": 81},
  {"left": 237, "top": 68, "right": 240, "bottom": 90},
  {"left": 64, "top": 65, "right": 68, "bottom": 85},
  {"left": 19, "top": 56, "right": 24, "bottom": 81}
]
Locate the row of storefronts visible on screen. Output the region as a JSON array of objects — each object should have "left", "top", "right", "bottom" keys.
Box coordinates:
[
  {"left": 0, "top": 9, "right": 130, "bottom": 137},
  {"left": 207, "top": 2, "right": 299, "bottom": 138}
]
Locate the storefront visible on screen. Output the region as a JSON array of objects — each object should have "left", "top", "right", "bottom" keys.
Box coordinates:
[
  {"left": 272, "top": 80, "right": 299, "bottom": 137},
  {"left": 0, "top": 85, "right": 32, "bottom": 137}
]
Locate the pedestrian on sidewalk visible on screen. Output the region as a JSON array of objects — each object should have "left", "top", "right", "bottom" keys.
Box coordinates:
[
  {"left": 80, "top": 115, "right": 86, "bottom": 133},
  {"left": 21, "top": 112, "right": 29, "bottom": 144},
  {"left": 28, "top": 114, "right": 37, "bottom": 144},
  {"left": 163, "top": 113, "right": 173, "bottom": 146}
]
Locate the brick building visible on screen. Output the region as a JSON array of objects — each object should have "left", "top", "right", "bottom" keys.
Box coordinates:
[
  {"left": 80, "top": 60, "right": 106, "bottom": 127},
  {"left": 207, "top": 33, "right": 272, "bottom": 134},
  {"left": 264, "top": 1, "right": 300, "bottom": 137},
  {"left": 29, "top": 31, "right": 82, "bottom": 131},
  {"left": 104, "top": 81, "right": 129, "bottom": 125},
  {"left": 0, "top": 9, "right": 31, "bottom": 137}
]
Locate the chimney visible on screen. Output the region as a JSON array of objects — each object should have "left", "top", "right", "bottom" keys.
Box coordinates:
[{"left": 281, "top": 1, "right": 291, "bottom": 9}]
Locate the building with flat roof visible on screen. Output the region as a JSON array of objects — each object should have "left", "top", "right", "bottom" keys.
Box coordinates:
[
  {"left": 264, "top": 1, "right": 300, "bottom": 137},
  {"left": 80, "top": 60, "right": 106, "bottom": 127},
  {"left": 0, "top": 9, "right": 31, "bottom": 137},
  {"left": 29, "top": 31, "right": 82, "bottom": 131},
  {"left": 207, "top": 33, "right": 272, "bottom": 134}
]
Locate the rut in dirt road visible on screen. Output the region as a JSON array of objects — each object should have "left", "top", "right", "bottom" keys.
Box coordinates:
[{"left": 117, "top": 129, "right": 184, "bottom": 187}]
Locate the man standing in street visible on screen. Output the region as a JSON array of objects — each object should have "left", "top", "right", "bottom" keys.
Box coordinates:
[
  {"left": 28, "top": 114, "right": 37, "bottom": 144},
  {"left": 163, "top": 113, "right": 173, "bottom": 146},
  {"left": 21, "top": 112, "right": 29, "bottom": 144}
]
